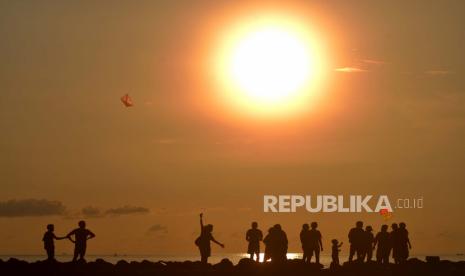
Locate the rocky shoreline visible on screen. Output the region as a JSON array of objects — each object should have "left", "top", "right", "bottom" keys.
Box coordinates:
[{"left": 1, "top": 257, "right": 464, "bottom": 276}]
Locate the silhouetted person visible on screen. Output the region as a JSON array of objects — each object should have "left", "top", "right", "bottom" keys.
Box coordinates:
[
  {"left": 390, "top": 223, "right": 400, "bottom": 264},
  {"left": 66, "top": 220, "right": 95, "bottom": 262},
  {"left": 308, "top": 222, "right": 323, "bottom": 264},
  {"left": 263, "top": 227, "right": 274, "bottom": 262},
  {"left": 374, "top": 224, "right": 390, "bottom": 264},
  {"left": 397, "top": 222, "right": 411, "bottom": 263},
  {"left": 246, "top": 222, "right": 263, "bottom": 261},
  {"left": 331, "top": 239, "right": 343, "bottom": 267},
  {"left": 42, "top": 224, "right": 66, "bottom": 261},
  {"left": 362, "top": 225, "right": 374, "bottom": 262},
  {"left": 300, "top": 224, "right": 311, "bottom": 263},
  {"left": 195, "top": 213, "right": 224, "bottom": 264},
  {"left": 348, "top": 221, "right": 364, "bottom": 262}
]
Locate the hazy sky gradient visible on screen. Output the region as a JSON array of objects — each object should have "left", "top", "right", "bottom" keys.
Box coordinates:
[{"left": 1, "top": 0, "right": 464, "bottom": 255}]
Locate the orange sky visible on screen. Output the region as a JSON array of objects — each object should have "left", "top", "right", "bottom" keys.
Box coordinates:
[{"left": 0, "top": 0, "right": 464, "bottom": 256}]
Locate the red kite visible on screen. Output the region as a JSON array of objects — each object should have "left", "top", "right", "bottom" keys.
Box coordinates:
[{"left": 121, "top": 94, "right": 133, "bottom": 107}]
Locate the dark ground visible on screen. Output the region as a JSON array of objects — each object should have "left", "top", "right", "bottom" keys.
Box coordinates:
[{"left": 1, "top": 258, "right": 464, "bottom": 276}]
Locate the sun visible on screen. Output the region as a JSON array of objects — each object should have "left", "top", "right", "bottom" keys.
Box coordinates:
[
  {"left": 212, "top": 14, "right": 327, "bottom": 119},
  {"left": 230, "top": 27, "right": 312, "bottom": 104}
]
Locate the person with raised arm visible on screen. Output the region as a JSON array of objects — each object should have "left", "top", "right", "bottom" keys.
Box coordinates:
[{"left": 195, "top": 213, "right": 224, "bottom": 263}]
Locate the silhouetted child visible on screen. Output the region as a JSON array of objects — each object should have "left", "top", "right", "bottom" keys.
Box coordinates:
[
  {"left": 42, "top": 224, "right": 65, "bottom": 261},
  {"left": 246, "top": 222, "right": 263, "bottom": 261},
  {"left": 331, "top": 239, "right": 343, "bottom": 266},
  {"left": 66, "top": 220, "right": 96, "bottom": 262}
]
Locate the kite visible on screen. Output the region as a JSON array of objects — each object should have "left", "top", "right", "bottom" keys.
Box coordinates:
[
  {"left": 379, "top": 208, "right": 392, "bottom": 221},
  {"left": 121, "top": 94, "right": 133, "bottom": 107}
]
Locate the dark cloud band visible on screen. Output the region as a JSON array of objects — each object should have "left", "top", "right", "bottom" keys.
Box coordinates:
[
  {"left": 0, "top": 199, "right": 66, "bottom": 217},
  {"left": 105, "top": 205, "right": 150, "bottom": 216}
]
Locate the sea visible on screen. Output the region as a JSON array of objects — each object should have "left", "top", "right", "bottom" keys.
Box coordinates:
[{"left": 1, "top": 253, "right": 464, "bottom": 267}]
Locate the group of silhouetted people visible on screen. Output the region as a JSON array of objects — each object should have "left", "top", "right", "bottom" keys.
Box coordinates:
[
  {"left": 300, "top": 222, "right": 324, "bottom": 264},
  {"left": 263, "top": 224, "right": 289, "bottom": 262},
  {"left": 42, "top": 220, "right": 95, "bottom": 262},
  {"left": 42, "top": 215, "right": 410, "bottom": 266},
  {"left": 194, "top": 214, "right": 412, "bottom": 266},
  {"left": 348, "top": 221, "right": 411, "bottom": 264}
]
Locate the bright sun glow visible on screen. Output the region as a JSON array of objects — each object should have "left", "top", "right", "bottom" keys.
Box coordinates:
[
  {"left": 230, "top": 28, "right": 312, "bottom": 103},
  {"left": 212, "top": 14, "right": 327, "bottom": 119}
]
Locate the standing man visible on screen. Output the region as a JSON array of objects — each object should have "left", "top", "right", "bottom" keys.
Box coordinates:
[
  {"left": 374, "top": 225, "right": 390, "bottom": 264},
  {"left": 273, "top": 224, "right": 288, "bottom": 263},
  {"left": 300, "top": 224, "right": 311, "bottom": 263},
  {"left": 363, "top": 225, "right": 375, "bottom": 262},
  {"left": 246, "top": 222, "right": 263, "bottom": 261},
  {"left": 348, "top": 221, "right": 364, "bottom": 262},
  {"left": 390, "top": 223, "right": 400, "bottom": 264},
  {"left": 66, "top": 220, "right": 96, "bottom": 262},
  {"left": 308, "top": 222, "right": 323, "bottom": 264},
  {"left": 397, "top": 222, "right": 411, "bottom": 264}
]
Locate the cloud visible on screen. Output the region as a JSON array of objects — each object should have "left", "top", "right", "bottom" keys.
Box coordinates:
[
  {"left": 105, "top": 205, "right": 150, "bottom": 216},
  {"left": 236, "top": 207, "right": 252, "bottom": 212},
  {"left": 335, "top": 67, "right": 367, "bottom": 73},
  {"left": 81, "top": 206, "right": 103, "bottom": 218},
  {"left": 362, "top": 59, "right": 386, "bottom": 65},
  {"left": 214, "top": 138, "right": 256, "bottom": 145},
  {"left": 0, "top": 199, "right": 66, "bottom": 217},
  {"left": 147, "top": 224, "right": 168, "bottom": 234},
  {"left": 0, "top": 200, "right": 150, "bottom": 219},
  {"left": 153, "top": 138, "right": 177, "bottom": 144},
  {"left": 230, "top": 232, "right": 241, "bottom": 239},
  {"left": 66, "top": 205, "right": 150, "bottom": 219},
  {"left": 425, "top": 70, "right": 453, "bottom": 76},
  {"left": 436, "top": 231, "right": 464, "bottom": 240}
]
